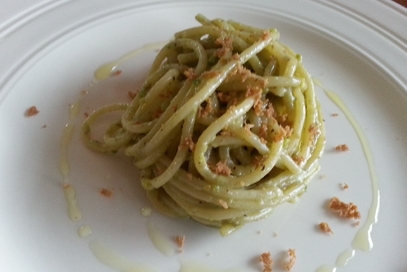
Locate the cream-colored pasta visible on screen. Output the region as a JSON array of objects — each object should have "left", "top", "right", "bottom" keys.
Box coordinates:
[{"left": 82, "top": 14, "right": 325, "bottom": 232}]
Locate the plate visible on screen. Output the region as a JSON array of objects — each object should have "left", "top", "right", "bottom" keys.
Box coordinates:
[{"left": 1, "top": 1, "right": 407, "bottom": 271}]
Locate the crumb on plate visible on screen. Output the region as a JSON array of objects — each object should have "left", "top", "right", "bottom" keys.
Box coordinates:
[
  {"left": 329, "top": 197, "right": 361, "bottom": 219},
  {"left": 25, "top": 106, "right": 39, "bottom": 117},
  {"left": 259, "top": 251, "right": 272, "bottom": 272},
  {"left": 285, "top": 249, "right": 296, "bottom": 271},
  {"left": 100, "top": 188, "right": 113, "bottom": 198},
  {"left": 174, "top": 235, "right": 185, "bottom": 252},
  {"left": 318, "top": 222, "right": 333, "bottom": 234},
  {"left": 335, "top": 144, "right": 349, "bottom": 151}
]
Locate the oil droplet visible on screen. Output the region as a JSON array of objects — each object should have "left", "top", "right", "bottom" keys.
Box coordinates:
[
  {"left": 311, "top": 80, "right": 380, "bottom": 272},
  {"left": 141, "top": 207, "right": 152, "bottom": 217},
  {"left": 336, "top": 248, "right": 355, "bottom": 267},
  {"left": 60, "top": 93, "right": 88, "bottom": 221},
  {"left": 78, "top": 225, "right": 93, "bottom": 238},
  {"left": 60, "top": 100, "right": 83, "bottom": 182},
  {"left": 94, "top": 41, "right": 167, "bottom": 81},
  {"left": 146, "top": 221, "right": 175, "bottom": 256},
  {"left": 324, "top": 90, "right": 380, "bottom": 252},
  {"left": 315, "top": 265, "right": 336, "bottom": 272},
  {"left": 219, "top": 224, "right": 242, "bottom": 236},
  {"left": 94, "top": 62, "right": 117, "bottom": 81},
  {"left": 351, "top": 223, "right": 374, "bottom": 251},
  {"left": 63, "top": 184, "right": 82, "bottom": 221},
  {"left": 89, "top": 240, "right": 158, "bottom": 272},
  {"left": 179, "top": 261, "right": 244, "bottom": 272}
]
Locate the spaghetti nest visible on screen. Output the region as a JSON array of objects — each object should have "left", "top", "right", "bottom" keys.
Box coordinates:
[{"left": 82, "top": 14, "right": 325, "bottom": 231}]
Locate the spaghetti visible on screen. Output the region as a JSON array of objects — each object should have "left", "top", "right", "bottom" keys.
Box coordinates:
[{"left": 82, "top": 14, "right": 325, "bottom": 231}]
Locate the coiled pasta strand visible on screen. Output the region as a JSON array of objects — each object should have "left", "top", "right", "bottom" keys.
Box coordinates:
[{"left": 82, "top": 14, "right": 325, "bottom": 233}]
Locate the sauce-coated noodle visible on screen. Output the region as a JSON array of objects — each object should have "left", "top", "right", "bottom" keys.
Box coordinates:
[{"left": 82, "top": 14, "right": 325, "bottom": 231}]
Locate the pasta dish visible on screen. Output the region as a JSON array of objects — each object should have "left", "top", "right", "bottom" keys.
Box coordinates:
[{"left": 82, "top": 14, "right": 326, "bottom": 233}]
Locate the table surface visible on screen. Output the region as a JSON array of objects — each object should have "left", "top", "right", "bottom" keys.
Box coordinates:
[{"left": 394, "top": 0, "right": 407, "bottom": 7}]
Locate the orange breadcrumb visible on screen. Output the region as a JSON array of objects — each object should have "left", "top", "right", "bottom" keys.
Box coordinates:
[
  {"left": 274, "top": 125, "right": 292, "bottom": 142},
  {"left": 276, "top": 113, "right": 288, "bottom": 124},
  {"left": 201, "top": 70, "right": 221, "bottom": 79},
  {"left": 283, "top": 125, "right": 293, "bottom": 138},
  {"left": 292, "top": 155, "right": 304, "bottom": 165},
  {"left": 25, "top": 106, "right": 39, "bottom": 117},
  {"left": 246, "top": 86, "right": 263, "bottom": 115},
  {"left": 264, "top": 103, "right": 275, "bottom": 119},
  {"left": 174, "top": 235, "right": 185, "bottom": 253},
  {"left": 215, "top": 36, "right": 233, "bottom": 58},
  {"left": 215, "top": 36, "right": 233, "bottom": 48},
  {"left": 262, "top": 30, "right": 271, "bottom": 41},
  {"left": 179, "top": 136, "right": 195, "bottom": 151},
  {"left": 285, "top": 249, "right": 296, "bottom": 271},
  {"left": 318, "top": 222, "right": 333, "bottom": 234},
  {"left": 218, "top": 91, "right": 238, "bottom": 106},
  {"left": 100, "top": 188, "right": 113, "bottom": 198},
  {"left": 232, "top": 53, "right": 240, "bottom": 60},
  {"left": 227, "top": 64, "right": 253, "bottom": 82},
  {"left": 259, "top": 123, "right": 268, "bottom": 142},
  {"left": 274, "top": 130, "right": 285, "bottom": 142},
  {"left": 253, "top": 155, "right": 266, "bottom": 169},
  {"left": 209, "top": 161, "right": 232, "bottom": 176},
  {"left": 236, "top": 65, "right": 252, "bottom": 82},
  {"left": 335, "top": 144, "right": 349, "bottom": 151},
  {"left": 216, "top": 91, "right": 230, "bottom": 103},
  {"left": 183, "top": 67, "right": 196, "bottom": 80},
  {"left": 329, "top": 197, "right": 361, "bottom": 219},
  {"left": 259, "top": 251, "right": 273, "bottom": 272},
  {"left": 308, "top": 123, "right": 320, "bottom": 141}
]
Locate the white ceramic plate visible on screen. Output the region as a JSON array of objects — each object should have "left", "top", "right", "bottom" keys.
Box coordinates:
[{"left": 1, "top": 1, "right": 407, "bottom": 271}]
